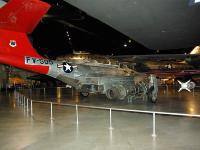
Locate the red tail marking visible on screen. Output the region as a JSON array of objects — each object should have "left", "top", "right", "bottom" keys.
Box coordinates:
[
  {"left": 0, "top": 29, "right": 42, "bottom": 57},
  {"left": 0, "top": 0, "right": 50, "bottom": 33},
  {"left": 0, "top": 0, "right": 50, "bottom": 74}
]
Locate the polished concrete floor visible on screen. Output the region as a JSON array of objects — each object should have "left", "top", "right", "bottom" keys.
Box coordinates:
[{"left": 0, "top": 86, "right": 200, "bottom": 150}]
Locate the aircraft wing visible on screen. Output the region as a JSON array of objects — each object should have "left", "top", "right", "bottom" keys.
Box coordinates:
[
  {"left": 113, "top": 54, "right": 200, "bottom": 80},
  {"left": 145, "top": 70, "right": 200, "bottom": 78},
  {"left": 114, "top": 54, "right": 188, "bottom": 62},
  {"left": 64, "top": 0, "right": 200, "bottom": 50}
]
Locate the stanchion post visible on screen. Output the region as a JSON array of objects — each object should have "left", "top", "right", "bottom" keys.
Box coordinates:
[
  {"left": 31, "top": 100, "right": 33, "bottom": 116},
  {"left": 166, "top": 84, "right": 168, "bottom": 95},
  {"left": 20, "top": 95, "right": 23, "bottom": 106},
  {"left": 23, "top": 96, "right": 24, "bottom": 106},
  {"left": 26, "top": 98, "right": 29, "bottom": 111},
  {"left": 14, "top": 90, "right": 16, "bottom": 98},
  {"left": 109, "top": 108, "right": 113, "bottom": 130},
  {"left": 17, "top": 93, "right": 20, "bottom": 105},
  {"left": 17, "top": 93, "right": 19, "bottom": 103},
  {"left": 21, "top": 95, "right": 23, "bottom": 105},
  {"left": 76, "top": 104, "right": 79, "bottom": 125},
  {"left": 44, "top": 88, "right": 46, "bottom": 98},
  {"left": 23, "top": 96, "right": 26, "bottom": 107},
  {"left": 50, "top": 102, "right": 53, "bottom": 120},
  {"left": 152, "top": 112, "right": 156, "bottom": 137},
  {"left": 19, "top": 94, "right": 21, "bottom": 105},
  {"left": 20, "top": 95, "right": 22, "bottom": 105},
  {"left": 29, "top": 88, "right": 32, "bottom": 99}
]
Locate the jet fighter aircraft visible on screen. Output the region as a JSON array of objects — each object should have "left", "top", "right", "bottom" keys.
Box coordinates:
[
  {"left": 113, "top": 45, "right": 200, "bottom": 85},
  {"left": 177, "top": 80, "right": 196, "bottom": 92},
  {"left": 0, "top": 0, "right": 158, "bottom": 102}
]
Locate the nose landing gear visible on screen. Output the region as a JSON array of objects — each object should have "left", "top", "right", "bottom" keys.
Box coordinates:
[{"left": 147, "top": 75, "right": 158, "bottom": 103}]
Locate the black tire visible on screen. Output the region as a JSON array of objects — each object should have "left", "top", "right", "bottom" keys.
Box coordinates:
[
  {"left": 147, "top": 86, "right": 157, "bottom": 103},
  {"left": 80, "top": 92, "right": 89, "bottom": 97},
  {"left": 106, "top": 87, "right": 119, "bottom": 100},
  {"left": 148, "top": 93, "right": 157, "bottom": 103}
]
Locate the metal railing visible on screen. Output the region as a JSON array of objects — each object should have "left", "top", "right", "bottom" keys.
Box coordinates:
[{"left": 14, "top": 91, "right": 200, "bottom": 138}]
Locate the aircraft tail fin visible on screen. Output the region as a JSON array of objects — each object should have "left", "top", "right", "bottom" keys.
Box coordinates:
[
  {"left": 0, "top": 29, "right": 42, "bottom": 57},
  {"left": 0, "top": 0, "right": 50, "bottom": 74},
  {"left": 0, "top": 0, "right": 50, "bottom": 57},
  {"left": 0, "top": 0, "right": 50, "bottom": 34}
]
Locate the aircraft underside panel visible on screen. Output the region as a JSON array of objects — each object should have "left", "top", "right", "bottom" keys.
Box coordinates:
[
  {"left": 47, "top": 61, "right": 158, "bottom": 102},
  {"left": 64, "top": 0, "right": 200, "bottom": 50}
]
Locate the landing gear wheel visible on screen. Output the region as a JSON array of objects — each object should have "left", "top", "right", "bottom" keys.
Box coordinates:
[
  {"left": 147, "top": 75, "right": 158, "bottom": 103},
  {"left": 80, "top": 92, "right": 89, "bottom": 97},
  {"left": 106, "top": 85, "right": 127, "bottom": 100},
  {"left": 106, "top": 87, "right": 119, "bottom": 100},
  {"left": 148, "top": 86, "right": 158, "bottom": 103}
]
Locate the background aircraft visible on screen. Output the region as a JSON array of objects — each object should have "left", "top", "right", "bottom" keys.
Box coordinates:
[{"left": 113, "top": 46, "right": 200, "bottom": 84}]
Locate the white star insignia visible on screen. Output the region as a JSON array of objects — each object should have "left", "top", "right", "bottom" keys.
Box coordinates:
[{"left": 64, "top": 63, "right": 72, "bottom": 71}]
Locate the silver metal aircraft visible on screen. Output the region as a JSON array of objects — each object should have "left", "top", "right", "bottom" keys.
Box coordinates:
[{"left": 56, "top": 52, "right": 158, "bottom": 102}]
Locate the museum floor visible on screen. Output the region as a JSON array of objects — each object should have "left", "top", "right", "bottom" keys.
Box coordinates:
[{"left": 0, "top": 86, "right": 200, "bottom": 150}]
